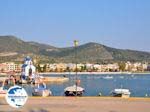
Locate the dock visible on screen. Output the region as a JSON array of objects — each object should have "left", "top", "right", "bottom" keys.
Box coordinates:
[
  {"left": 41, "top": 77, "right": 69, "bottom": 83},
  {"left": 0, "top": 97, "right": 150, "bottom": 112},
  {"left": 0, "top": 76, "right": 69, "bottom": 83}
]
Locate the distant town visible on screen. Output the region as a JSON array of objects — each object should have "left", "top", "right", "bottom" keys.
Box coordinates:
[{"left": 0, "top": 61, "right": 150, "bottom": 73}]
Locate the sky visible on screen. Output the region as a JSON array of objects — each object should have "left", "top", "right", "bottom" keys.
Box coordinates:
[{"left": 0, "top": 0, "right": 150, "bottom": 51}]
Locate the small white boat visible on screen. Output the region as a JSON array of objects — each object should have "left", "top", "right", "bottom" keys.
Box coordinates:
[
  {"left": 127, "top": 72, "right": 132, "bottom": 74},
  {"left": 131, "top": 74, "right": 134, "bottom": 77},
  {"left": 111, "top": 89, "right": 131, "bottom": 98},
  {"left": 119, "top": 76, "right": 124, "bottom": 79},
  {"left": 64, "top": 85, "right": 84, "bottom": 96},
  {"left": 103, "top": 76, "right": 113, "bottom": 80},
  {"left": 32, "top": 83, "right": 52, "bottom": 97}
]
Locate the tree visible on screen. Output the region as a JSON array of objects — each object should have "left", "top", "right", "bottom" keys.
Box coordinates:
[
  {"left": 36, "top": 64, "right": 42, "bottom": 72},
  {"left": 118, "top": 62, "right": 126, "bottom": 71}
]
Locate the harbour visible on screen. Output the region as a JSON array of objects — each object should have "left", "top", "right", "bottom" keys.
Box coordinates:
[
  {"left": 36, "top": 73, "right": 150, "bottom": 97},
  {"left": 0, "top": 56, "right": 150, "bottom": 97},
  {"left": 1, "top": 73, "right": 150, "bottom": 97}
]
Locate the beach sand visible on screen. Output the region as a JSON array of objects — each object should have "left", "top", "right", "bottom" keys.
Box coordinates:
[{"left": 0, "top": 97, "right": 150, "bottom": 112}]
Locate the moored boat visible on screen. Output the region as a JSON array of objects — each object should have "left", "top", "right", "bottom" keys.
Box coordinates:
[
  {"left": 64, "top": 85, "right": 84, "bottom": 96},
  {"left": 32, "top": 82, "right": 52, "bottom": 97},
  {"left": 103, "top": 76, "right": 113, "bottom": 80},
  {"left": 111, "top": 89, "right": 131, "bottom": 98}
]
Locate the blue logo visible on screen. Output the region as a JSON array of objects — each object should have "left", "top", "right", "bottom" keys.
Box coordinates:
[{"left": 5, "top": 85, "right": 28, "bottom": 108}]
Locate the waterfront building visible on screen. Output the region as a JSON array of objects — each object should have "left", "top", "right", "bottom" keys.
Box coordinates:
[
  {"left": 142, "top": 63, "right": 148, "bottom": 71},
  {"left": 85, "top": 63, "right": 94, "bottom": 72},
  {"left": 5, "top": 62, "right": 22, "bottom": 73},
  {"left": 56, "top": 63, "right": 67, "bottom": 72},
  {"left": 125, "top": 62, "right": 148, "bottom": 72},
  {"left": 0, "top": 61, "right": 149, "bottom": 73},
  {"left": 67, "top": 63, "right": 76, "bottom": 71},
  {"left": 49, "top": 64, "right": 57, "bottom": 72},
  {"left": 93, "top": 64, "right": 100, "bottom": 71},
  {"left": 125, "top": 61, "right": 132, "bottom": 71},
  {"left": 106, "top": 63, "right": 119, "bottom": 72}
]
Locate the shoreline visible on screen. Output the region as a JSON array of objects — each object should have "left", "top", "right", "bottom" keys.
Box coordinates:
[
  {"left": 1, "top": 72, "right": 150, "bottom": 76},
  {"left": 38, "top": 72, "right": 150, "bottom": 75}
]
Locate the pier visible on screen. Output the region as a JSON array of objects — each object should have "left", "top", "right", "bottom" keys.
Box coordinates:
[{"left": 41, "top": 77, "right": 69, "bottom": 83}]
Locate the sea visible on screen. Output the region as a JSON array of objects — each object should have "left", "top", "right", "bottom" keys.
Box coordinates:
[{"left": 21, "top": 74, "right": 150, "bottom": 97}]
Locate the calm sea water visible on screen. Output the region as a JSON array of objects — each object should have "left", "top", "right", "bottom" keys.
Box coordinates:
[{"left": 22, "top": 74, "right": 150, "bottom": 97}]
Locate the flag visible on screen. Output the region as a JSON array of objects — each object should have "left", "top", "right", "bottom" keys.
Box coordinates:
[{"left": 74, "top": 40, "right": 78, "bottom": 47}]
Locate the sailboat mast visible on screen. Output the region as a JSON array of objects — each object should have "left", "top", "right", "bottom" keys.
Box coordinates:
[{"left": 74, "top": 40, "right": 78, "bottom": 96}]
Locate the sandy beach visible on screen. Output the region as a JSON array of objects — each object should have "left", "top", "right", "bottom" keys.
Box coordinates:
[{"left": 0, "top": 97, "right": 150, "bottom": 112}]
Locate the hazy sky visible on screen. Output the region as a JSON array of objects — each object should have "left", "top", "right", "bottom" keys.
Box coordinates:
[{"left": 0, "top": 0, "right": 150, "bottom": 51}]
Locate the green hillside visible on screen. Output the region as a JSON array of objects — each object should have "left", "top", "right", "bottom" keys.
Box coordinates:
[{"left": 0, "top": 36, "right": 150, "bottom": 63}]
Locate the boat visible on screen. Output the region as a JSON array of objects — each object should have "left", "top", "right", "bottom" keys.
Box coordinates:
[
  {"left": 127, "top": 72, "right": 132, "bottom": 74},
  {"left": 32, "top": 82, "right": 52, "bottom": 97},
  {"left": 64, "top": 85, "right": 84, "bottom": 96},
  {"left": 0, "top": 76, "right": 15, "bottom": 97},
  {"left": 131, "top": 74, "right": 135, "bottom": 77},
  {"left": 119, "top": 76, "right": 124, "bottom": 79},
  {"left": 111, "top": 89, "right": 131, "bottom": 98},
  {"left": 103, "top": 76, "right": 113, "bottom": 80}
]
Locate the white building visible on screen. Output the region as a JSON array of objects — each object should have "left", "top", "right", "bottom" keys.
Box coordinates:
[
  {"left": 21, "top": 56, "right": 36, "bottom": 77},
  {"left": 5, "top": 62, "right": 21, "bottom": 72}
]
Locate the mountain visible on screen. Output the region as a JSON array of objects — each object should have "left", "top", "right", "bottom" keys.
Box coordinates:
[
  {"left": 0, "top": 36, "right": 150, "bottom": 63},
  {"left": 0, "top": 36, "right": 57, "bottom": 54},
  {"left": 42, "top": 42, "right": 150, "bottom": 63}
]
